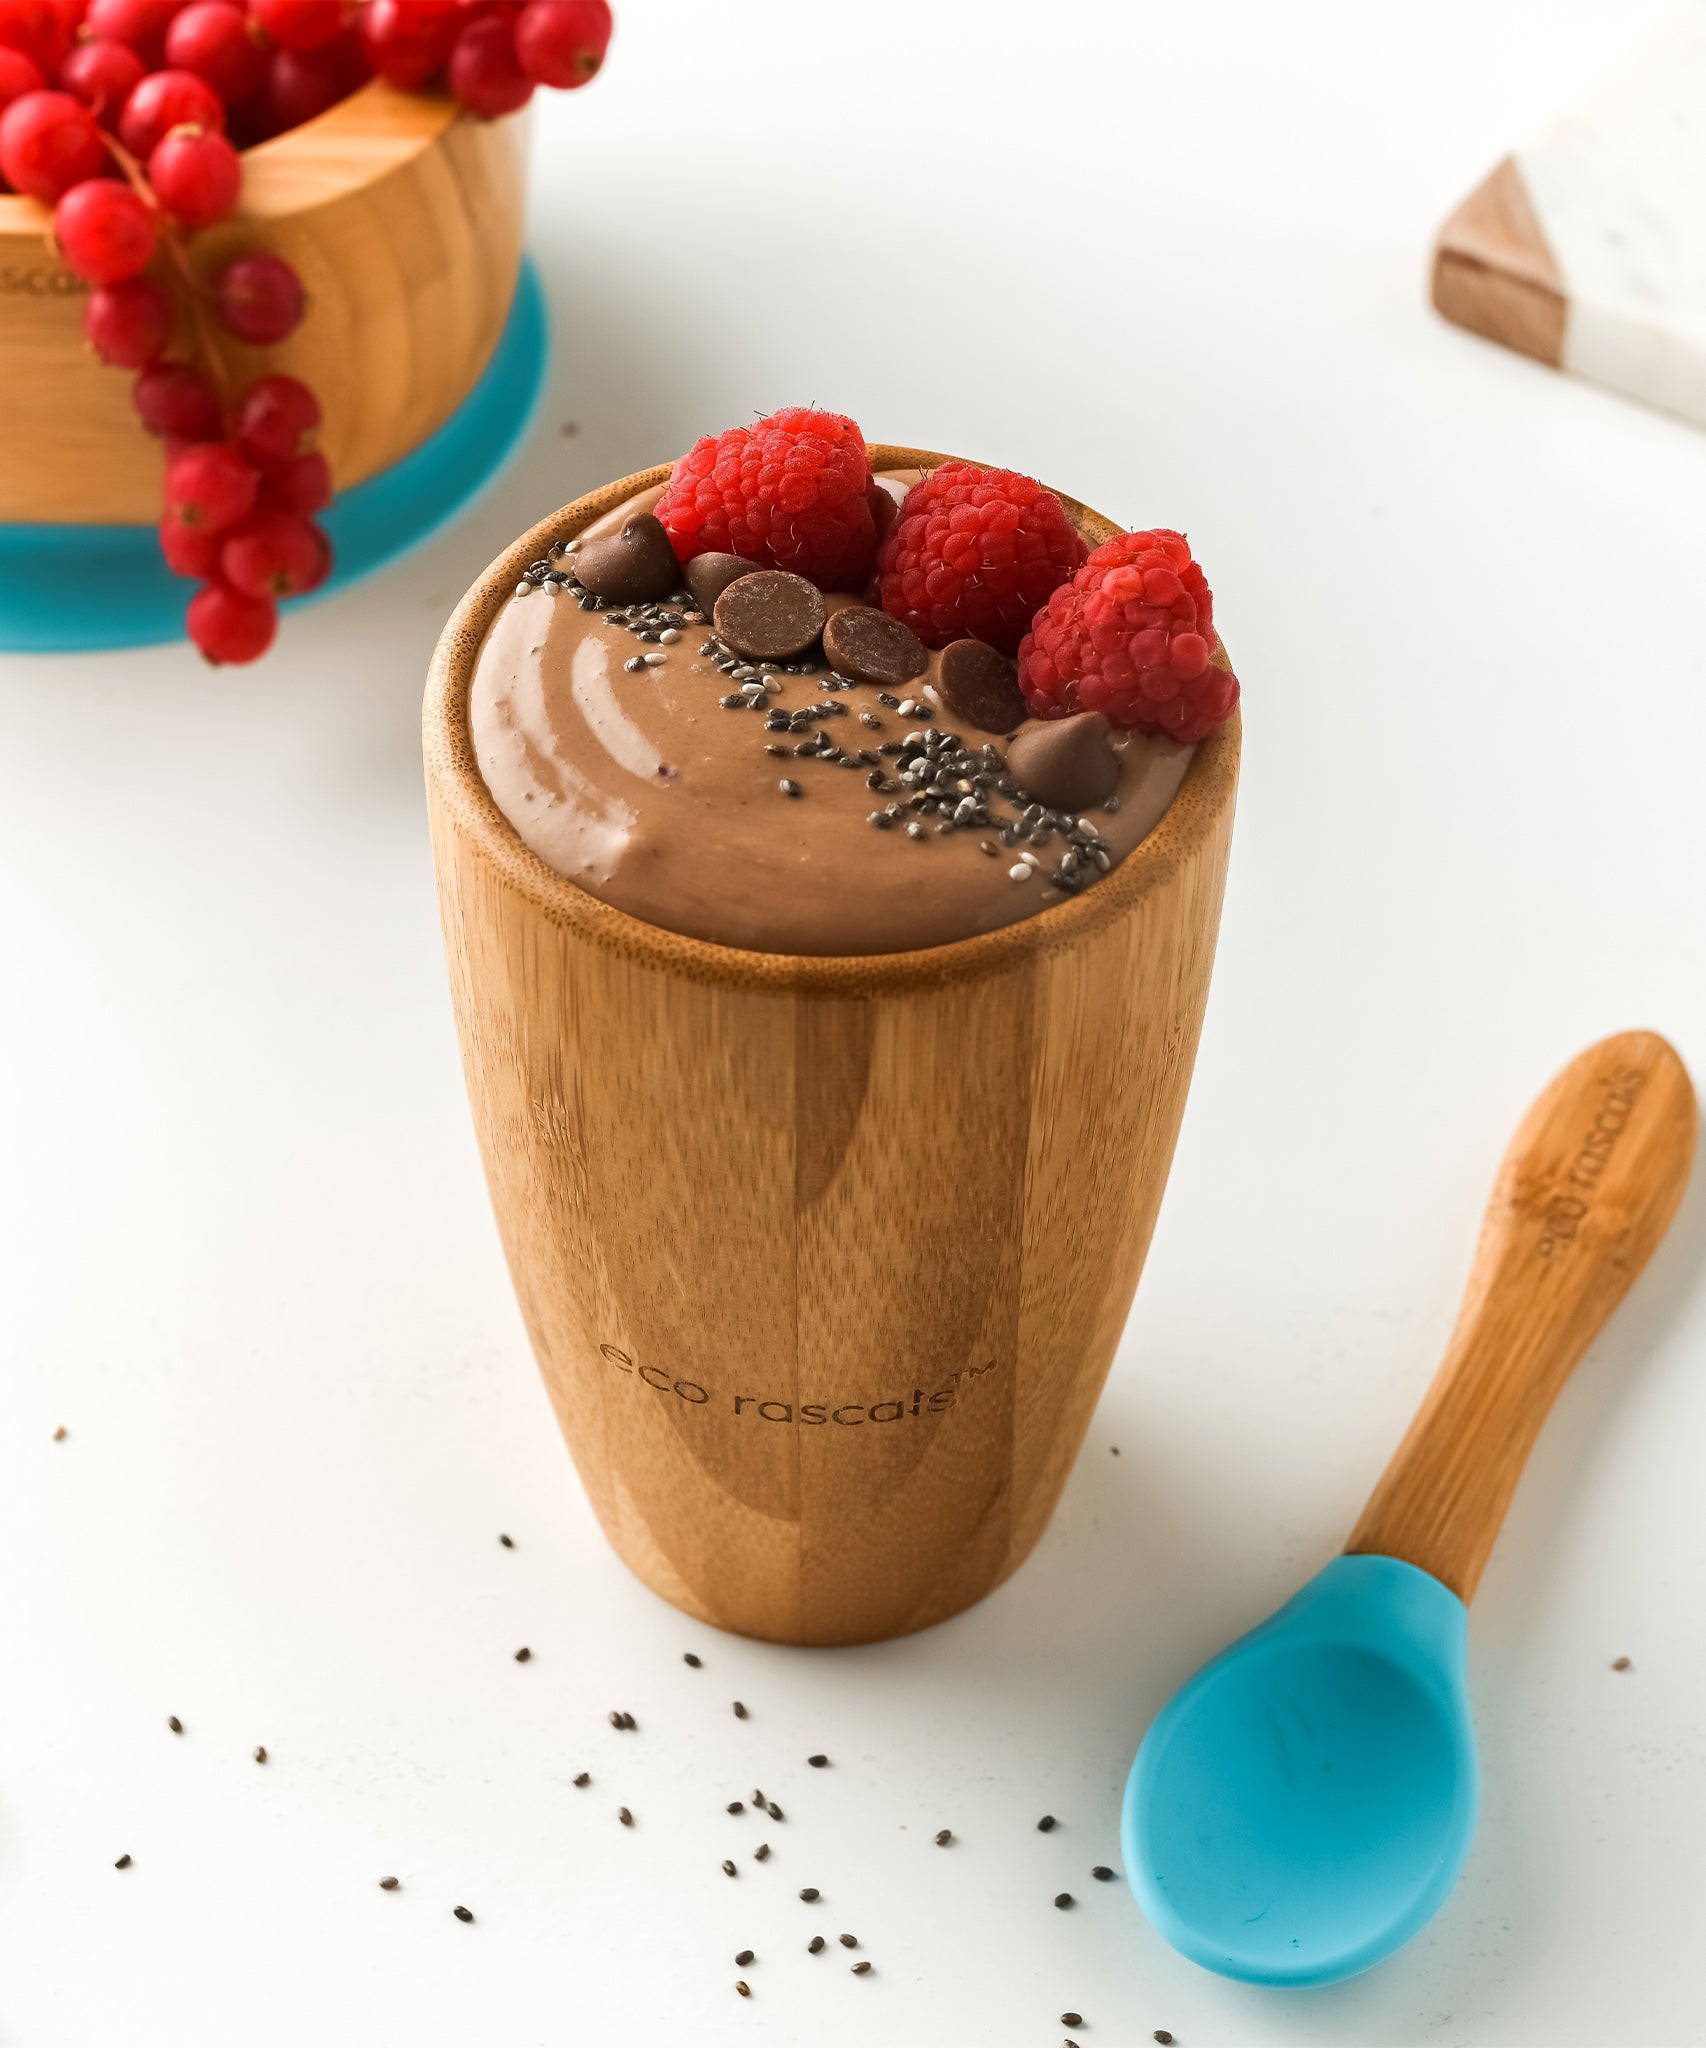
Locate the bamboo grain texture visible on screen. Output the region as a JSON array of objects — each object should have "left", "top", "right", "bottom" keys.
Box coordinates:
[
  {"left": 1347, "top": 1030, "right": 1696, "bottom": 1601},
  {"left": 0, "top": 82, "right": 525, "bottom": 525},
  {"left": 425, "top": 449, "right": 1241, "bottom": 1645}
]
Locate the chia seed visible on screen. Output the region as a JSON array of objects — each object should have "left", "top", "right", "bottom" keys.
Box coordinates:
[{"left": 778, "top": 780, "right": 803, "bottom": 799}]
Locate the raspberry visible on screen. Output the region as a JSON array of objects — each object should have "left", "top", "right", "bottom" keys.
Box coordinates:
[
  {"left": 870, "top": 463, "right": 1086, "bottom": 655},
  {"left": 655, "top": 407, "right": 877, "bottom": 591},
  {"left": 1016, "top": 529, "right": 1238, "bottom": 743}
]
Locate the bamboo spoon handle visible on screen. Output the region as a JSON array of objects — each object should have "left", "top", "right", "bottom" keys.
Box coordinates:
[{"left": 1345, "top": 1030, "right": 1696, "bottom": 1602}]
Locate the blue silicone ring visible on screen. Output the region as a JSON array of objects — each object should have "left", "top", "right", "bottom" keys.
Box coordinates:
[{"left": 0, "top": 256, "right": 549, "bottom": 656}]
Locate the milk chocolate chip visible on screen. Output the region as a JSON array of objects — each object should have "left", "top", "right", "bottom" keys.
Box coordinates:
[
  {"left": 685, "top": 551, "right": 763, "bottom": 615},
  {"left": 573, "top": 513, "right": 682, "bottom": 604},
  {"left": 935, "top": 638, "right": 1029, "bottom": 735},
  {"left": 1006, "top": 712, "right": 1120, "bottom": 811},
  {"left": 821, "top": 604, "right": 927, "bottom": 688},
  {"left": 714, "top": 570, "right": 827, "bottom": 661}
]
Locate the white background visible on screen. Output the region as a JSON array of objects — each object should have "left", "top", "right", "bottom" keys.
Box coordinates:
[{"left": 4, "top": 2, "right": 1704, "bottom": 2042}]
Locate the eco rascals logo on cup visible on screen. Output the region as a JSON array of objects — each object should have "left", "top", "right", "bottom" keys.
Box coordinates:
[{"left": 599, "top": 1345, "right": 997, "bottom": 1423}]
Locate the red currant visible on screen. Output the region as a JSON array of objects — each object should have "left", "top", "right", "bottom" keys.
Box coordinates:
[
  {"left": 0, "top": 44, "right": 44, "bottom": 114},
  {"left": 117, "top": 65, "right": 223, "bottom": 156},
  {"left": 85, "top": 272, "right": 173, "bottom": 365},
  {"left": 82, "top": 0, "right": 185, "bottom": 66},
  {"left": 163, "top": 0, "right": 265, "bottom": 102},
  {"left": 164, "top": 439, "right": 258, "bottom": 532},
  {"left": 447, "top": 12, "right": 532, "bottom": 118},
  {"left": 133, "top": 358, "right": 221, "bottom": 438},
  {"left": 59, "top": 36, "right": 146, "bottom": 119},
  {"left": 187, "top": 577, "right": 277, "bottom": 663},
  {"left": 0, "top": 0, "right": 63, "bottom": 74},
  {"left": 234, "top": 371, "right": 319, "bottom": 464},
  {"left": 54, "top": 176, "right": 156, "bottom": 283},
  {"left": 0, "top": 89, "right": 104, "bottom": 201},
  {"left": 221, "top": 508, "right": 327, "bottom": 597},
  {"left": 249, "top": 0, "right": 342, "bottom": 54},
  {"left": 514, "top": 0, "right": 610, "bottom": 89},
  {"left": 213, "top": 250, "right": 304, "bottom": 343},
  {"left": 257, "top": 40, "right": 348, "bottom": 131},
  {"left": 357, "top": 0, "right": 457, "bottom": 90},
  {"left": 146, "top": 122, "right": 238, "bottom": 224},
  {"left": 159, "top": 513, "right": 222, "bottom": 579},
  {"left": 256, "top": 446, "right": 329, "bottom": 514}
]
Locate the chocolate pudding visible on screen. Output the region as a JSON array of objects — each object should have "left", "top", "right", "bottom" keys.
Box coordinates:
[{"left": 469, "top": 464, "right": 1228, "bottom": 956}]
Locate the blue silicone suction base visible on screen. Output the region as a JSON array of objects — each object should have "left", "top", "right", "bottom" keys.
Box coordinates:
[{"left": 0, "top": 257, "right": 548, "bottom": 656}]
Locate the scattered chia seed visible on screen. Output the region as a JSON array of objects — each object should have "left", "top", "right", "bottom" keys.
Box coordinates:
[
  {"left": 1613, "top": 1656, "right": 1633, "bottom": 1671},
  {"left": 659, "top": 628, "right": 681, "bottom": 644},
  {"left": 573, "top": 1772, "right": 591, "bottom": 1787},
  {"left": 1037, "top": 1815, "right": 1057, "bottom": 1832},
  {"left": 905, "top": 822, "right": 925, "bottom": 839},
  {"left": 378, "top": 1876, "right": 398, "bottom": 1890},
  {"left": 1061, "top": 2015, "right": 1084, "bottom": 2028},
  {"left": 253, "top": 1746, "right": 267, "bottom": 1764},
  {"left": 623, "top": 656, "right": 645, "bottom": 673},
  {"left": 735, "top": 1949, "right": 754, "bottom": 1966},
  {"left": 753, "top": 1789, "right": 765, "bottom": 1806},
  {"left": 808, "top": 1936, "right": 825, "bottom": 1954},
  {"left": 1155, "top": 2033, "right": 1175, "bottom": 2045},
  {"left": 766, "top": 1802, "right": 784, "bottom": 1821},
  {"left": 1009, "top": 863, "right": 1032, "bottom": 881},
  {"left": 684, "top": 1652, "right": 702, "bottom": 1667},
  {"left": 53, "top": 1425, "right": 67, "bottom": 1440},
  {"left": 514, "top": 582, "right": 530, "bottom": 597},
  {"left": 453, "top": 1905, "right": 474, "bottom": 1923},
  {"left": 618, "top": 1808, "right": 633, "bottom": 1827},
  {"left": 1054, "top": 1893, "right": 1075, "bottom": 1910},
  {"left": 733, "top": 1701, "right": 749, "bottom": 1719},
  {"left": 807, "top": 1754, "right": 829, "bottom": 1768},
  {"left": 754, "top": 1844, "right": 771, "bottom": 1862},
  {"left": 851, "top": 1961, "right": 873, "bottom": 1975},
  {"left": 728, "top": 1801, "right": 745, "bottom": 1815},
  {"left": 723, "top": 1860, "right": 738, "bottom": 1877},
  {"left": 877, "top": 692, "right": 900, "bottom": 708},
  {"left": 799, "top": 1887, "right": 820, "bottom": 1902},
  {"left": 1103, "top": 794, "right": 1122, "bottom": 813},
  {"left": 935, "top": 1829, "right": 953, "bottom": 1846},
  {"left": 168, "top": 1717, "right": 183, "bottom": 1735},
  {"left": 735, "top": 1980, "right": 751, "bottom": 1998},
  {"left": 114, "top": 1854, "right": 131, "bottom": 1869},
  {"left": 777, "top": 778, "right": 804, "bottom": 800},
  {"left": 514, "top": 1647, "right": 531, "bottom": 1663},
  {"left": 838, "top": 1933, "right": 858, "bottom": 1948},
  {"left": 498, "top": 1533, "right": 514, "bottom": 1548},
  {"left": 1091, "top": 1866, "right": 1116, "bottom": 1881}
]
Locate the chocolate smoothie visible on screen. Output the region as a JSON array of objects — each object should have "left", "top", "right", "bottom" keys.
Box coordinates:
[{"left": 469, "top": 455, "right": 1231, "bottom": 956}]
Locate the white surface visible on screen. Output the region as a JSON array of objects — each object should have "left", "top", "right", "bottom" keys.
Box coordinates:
[
  {"left": 1518, "top": 1, "right": 1706, "bottom": 427},
  {"left": 4, "top": 4, "right": 1705, "bottom": 2043}
]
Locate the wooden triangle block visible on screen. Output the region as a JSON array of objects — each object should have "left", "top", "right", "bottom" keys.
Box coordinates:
[{"left": 1432, "top": 2, "right": 1706, "bottom": 429}]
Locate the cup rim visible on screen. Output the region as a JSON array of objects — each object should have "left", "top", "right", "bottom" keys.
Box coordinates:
[{"left": 423, "top": 444, "right": 1241, "bottom": 993}]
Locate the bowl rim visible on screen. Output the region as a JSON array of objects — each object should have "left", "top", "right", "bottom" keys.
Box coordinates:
[
  {"left": 423, "top": 444, "right": 1241, "bottom": 995},
  {"left": 0, "top": 79, "right": 458, "bottom": 237}
]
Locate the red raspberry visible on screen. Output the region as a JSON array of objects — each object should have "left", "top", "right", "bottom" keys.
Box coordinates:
[
  {"left": 1017, "top": 529, "right": 1238, "bottom": 743},
  {"left": 655, "top": 407, "right": 877, "bottom": 591},
  {"left": 869, "top": 463, "right": 1087, "bottom": 655}
]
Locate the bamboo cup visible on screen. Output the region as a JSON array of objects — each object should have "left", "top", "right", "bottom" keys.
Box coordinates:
[{"left": 423, "top": 448, "right": 1240, "bottom": 1646}]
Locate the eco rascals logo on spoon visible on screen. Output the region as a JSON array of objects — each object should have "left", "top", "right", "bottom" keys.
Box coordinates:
[
  {"left": 599, "top": 1343, "right": 999, "bottom": 1423},
  {"left": 1535, "top": 1063, "right": 1646, "bottom": 1260}
]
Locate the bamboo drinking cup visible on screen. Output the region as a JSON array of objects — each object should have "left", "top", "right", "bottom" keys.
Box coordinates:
[{"left": 423, "top": 448, "right": 1240, "bottom": 1645}]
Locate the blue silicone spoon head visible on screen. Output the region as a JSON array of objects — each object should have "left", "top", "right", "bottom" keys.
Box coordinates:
[{"left": 1121, "top": 1554, "right": 1479, "bottom": 1988}]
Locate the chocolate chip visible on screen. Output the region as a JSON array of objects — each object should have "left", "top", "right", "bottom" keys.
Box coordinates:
[
  {"left": 821, "top": 605, "right": 926, "bottom": 689},
  {"left": 572, "top": 513, "right": 681, "bottom": 604},
  {"left": 714, "top": 570, "right": 826, "bottom": 662},
  {"left": 685, "top": 551, "right": 763, "bottom": 614},
  {"left": 934, "top": 637, "right": 1028, "bottom": 735},
  {"left": 1006, "top": 713, "right": 1120, "bottom": 812}
]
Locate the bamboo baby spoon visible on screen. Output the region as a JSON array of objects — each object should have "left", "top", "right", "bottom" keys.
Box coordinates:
[{"left": 1123, "top": 1029, "right": 1696, "bottom": 1986}]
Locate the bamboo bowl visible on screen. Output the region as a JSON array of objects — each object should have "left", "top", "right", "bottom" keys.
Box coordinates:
[
  {"left": 0, "top": 80, "right": 526, "bottom": 526},
  {"left": 425, "top": 449, "right": 1241, "bottom": 1646}
]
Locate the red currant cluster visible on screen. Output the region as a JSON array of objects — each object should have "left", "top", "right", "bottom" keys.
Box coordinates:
[{"left": 0, "top": 0, "right": 614, "bottom": 662}]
